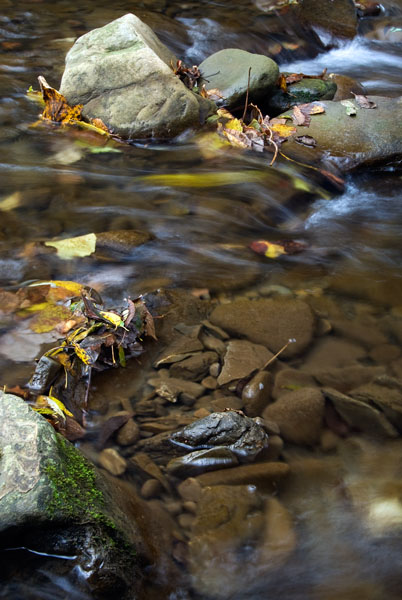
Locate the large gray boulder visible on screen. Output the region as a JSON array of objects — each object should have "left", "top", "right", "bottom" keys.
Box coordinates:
[
  {"left": 199, "top": 48, "right": 279, "bottom": 109},
  {"left": 59, "top": 13, "right": 213, "bottom": 139}
]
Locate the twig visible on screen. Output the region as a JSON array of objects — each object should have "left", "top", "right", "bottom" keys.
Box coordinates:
[
  {"left": 262, "top": 338, "right": 296, "bottom": 370},
  {"left": 242, "top": 67, "right": 252, "bottom": 123}
]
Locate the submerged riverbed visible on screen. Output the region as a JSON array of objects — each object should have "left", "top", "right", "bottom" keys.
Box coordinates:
[{"left": 1, "top": 1, "right": 402, "bottom": 599}]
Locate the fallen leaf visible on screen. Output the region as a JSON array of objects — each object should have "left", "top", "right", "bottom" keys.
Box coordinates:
[
  {"left": 222, "top": 129, "right": 251, "bottom": 149},
  {"left": 277, "top": 73, "right": 288, "bottom": 93},
  {"left": 90, "top": 117, "right": 110, "bottom": 132},
  {"left": 270, "top": 122, "right": 297, "bottom": 138},
  {"left": 298, "top": 102, "right": 325, "bottom": 115},
  {"left": 341, "top": 100, "right": 358, "bottom": 116},
  {"left": 29, "top": 303, "right": 73, "bottom": 333},
  {"left": 250, "top": 239, "right": 307, "bottom": 258},
  {"left": 39, "top": 76, "right": 83, "bottom": 124},
  {"left": 285, "top": 73, "right": 304, "bottom": 85},
  {"left": 292, "top": 105, "right": 309, "bottom": 126},
  {"left": 249, "top": 240, "right": 287, "bottom": 259},
  {"left": 44, "top": 233, "right": 97, "bottom": 260},
  {"left": 351, "top": 93, "right": 377, "bottom": 109},
  {"left": 295, "top": 135, "right": 317, "bottom": 147}
]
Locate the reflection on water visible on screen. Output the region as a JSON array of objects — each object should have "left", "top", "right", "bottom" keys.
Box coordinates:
[{"left": 1, "top": 0, "right": 402, "bottom": 598}]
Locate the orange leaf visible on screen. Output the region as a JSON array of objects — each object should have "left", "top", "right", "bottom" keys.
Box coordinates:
[
  {"left": 39, "top": 76, "right": 83, "bottom": 124},
  {"left": 277, "top": 73, "right": 288, "bottom": 93}
]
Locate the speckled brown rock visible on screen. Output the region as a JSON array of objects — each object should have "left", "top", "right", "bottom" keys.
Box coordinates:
[
  {"left": 209, "top": 298, "right": 315, "bottom": 358},
  {"left": 263, "top": 388, "right": 325, "bottom": 445}
]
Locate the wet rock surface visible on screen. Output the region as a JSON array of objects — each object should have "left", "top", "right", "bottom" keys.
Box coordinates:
[
  {"left": 170, "top": 410, "right": 269, "bottom": 461},
  {"left": 283, "top": 96, "right": 402, "bottom": 170}
]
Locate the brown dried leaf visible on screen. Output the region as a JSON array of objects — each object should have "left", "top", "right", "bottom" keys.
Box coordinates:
[
  {"left": 292, "top": 105, "right": 308, "bottom": 126},
  {"left": 91, "top": 118, "right": 110, "bottom": 132},
  {"left": 39, "top": 76, "right": 83, "bottom": 124},
  {"left": 285, "top": 73, "right": 304, "bottom": 85},
  {"left": 351, "top": 93, "right": 377, "bottom": 109},
  {"left": 295, "top": 135, "right": 317, "bottom": 147}
]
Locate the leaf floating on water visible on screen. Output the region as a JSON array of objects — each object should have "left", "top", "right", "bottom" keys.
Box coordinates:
[
  {"left": 351, "top": 93, "right": 377, "bottom": 109},
  {"left": 38, "top": 76, "right": 83, "bottom": 124},
  {"left": 341, "top": 100, "right": 358, "bottom": 116},
  {"left": 250, "top": 239, "right": 307, "bottom": 259},
  {"left": 295, "top": 135, "right": 317, "bottom": 147},
  {"left": 45, "top": 233, "right": 97, "bottom": 260}
]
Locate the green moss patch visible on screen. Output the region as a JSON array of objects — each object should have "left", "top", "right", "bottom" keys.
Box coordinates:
[{"left": 44, "top": 435, "right": 113, "bottom": 528}]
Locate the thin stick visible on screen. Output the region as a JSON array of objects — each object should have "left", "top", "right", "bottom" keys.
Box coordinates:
[
  {"left": 262, "top": 339, "right": 295, "bottom": 370},
  {"left": 242, "top": 67, "right": 252, "bottom": 122}
]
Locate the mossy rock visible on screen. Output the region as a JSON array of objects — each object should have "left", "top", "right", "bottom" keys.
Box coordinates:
[
  {"left": 267, "top": 76, "right": 337, "bottom": 114},
  {"left": 0, "top": 393, "right": 146, "bottom": 596}
]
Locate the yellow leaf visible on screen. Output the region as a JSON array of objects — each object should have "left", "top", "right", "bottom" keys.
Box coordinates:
[
  {"left": 45, "top": 233, "right": 97, "bottom": 260},
  {"left": 270, "top": 123, "right": 297, "bottom": 138},
  {"left": 38, "top": 76, "right": 83, "bottom": 124},
  {"left": 222, "top": 129, "right": 250, "bottom": 149},
  {"left": 99, "top": 310, "right": 125, "bottom": 328},
  {"left": 195, "top": 131, "right": 231, "bottom": 159},
  {"left": 225, "top": 118, "right": 243, "bottom": 132},
  {"left": 217, "top": 108, "right": 235, "bottom": 120},
  {"left": 47, "top": 393, "right": 73, "bottom": 417},
  {"left": 250, "top": 240, "right": 287, "bottom": 259},
  {"left": 29, "top": 303, "right": 73, "bottom": 333}
]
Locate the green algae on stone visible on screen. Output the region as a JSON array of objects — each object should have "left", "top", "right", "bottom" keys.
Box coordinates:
[{"left": 44, "top": 435, "right": 115, "bottom": 529}]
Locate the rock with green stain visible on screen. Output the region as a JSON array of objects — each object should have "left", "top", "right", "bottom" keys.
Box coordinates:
[
  {"left": 0, "top": 392, "right": 108, "bottom": 529},
  {"left": 267, "top": 76, "right": 337, "bottom": 114}
]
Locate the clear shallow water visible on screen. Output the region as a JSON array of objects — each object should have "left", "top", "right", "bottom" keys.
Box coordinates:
[{"left": 1, "top": 1, "right": 402, "bottom": 599}]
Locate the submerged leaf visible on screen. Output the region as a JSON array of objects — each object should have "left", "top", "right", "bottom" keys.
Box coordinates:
[
  {"left": 45, "top": 233, "right": 97, "bottom": 260},
  {"left": 138, "top": 171, "right": 267, "bottom": 188}
]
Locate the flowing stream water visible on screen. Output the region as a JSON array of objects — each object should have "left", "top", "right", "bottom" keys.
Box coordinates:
[{"left": 1, "top": 0, "right": 402, "bottom": 598}]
